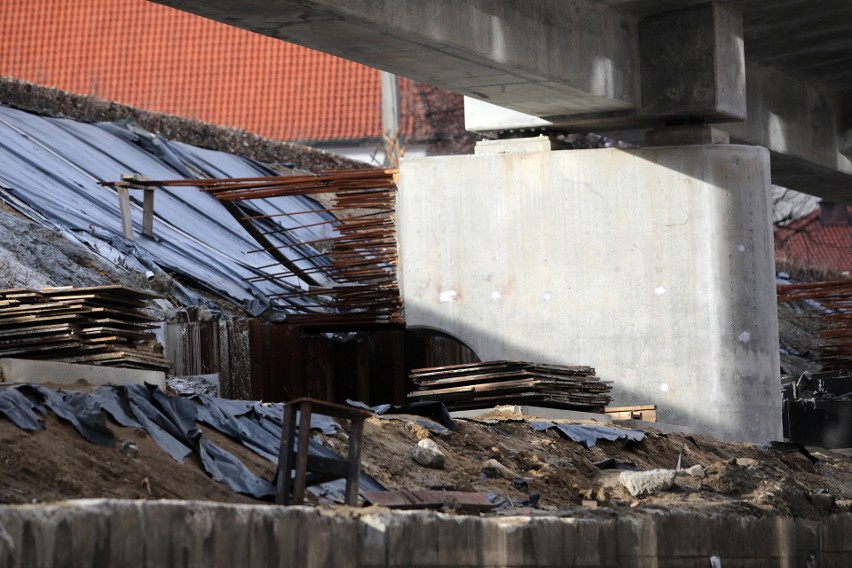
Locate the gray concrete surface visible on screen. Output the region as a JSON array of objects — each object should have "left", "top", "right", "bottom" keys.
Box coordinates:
[
  {"left": 398, "top": 142, "right": 781, "bottom": 443},
  {"left": 638, "top": 2, "right": 745, "bottom": 121},
  {"left": 154, "top": 0, "right": 638, "bottom": 117},
  {"left": 0, "top": 500, "right": 849, "bottom": 567},
  {"left": 0, "top": 358, "right": 165, "bottom": 388},
  {"left": 466, "top": 60, "right": 852, "bottom": 203},
  {"left": 154, "top": 0, "right": 852, "bottom": 201}
]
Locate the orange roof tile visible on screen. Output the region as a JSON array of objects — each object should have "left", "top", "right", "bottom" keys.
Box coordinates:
[
  {"left": 0, "top": 0, "right": 462, "bottom": 144},
  {"left": 776, "top": 207, "right": 852, "bottom": 275}
]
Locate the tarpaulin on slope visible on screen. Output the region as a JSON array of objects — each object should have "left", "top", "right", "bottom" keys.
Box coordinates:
[
  {"left": 0, "top": 388, "right": 44, "bottom": 431},
  {"left": 0, "top": 384, "right": 384, "bottom": 500},
  {"left": 0, "top": 104, "right": 335, "bottom": 314},
  {"left": 529, "top": 421, "right": 646, "bottom": 449}
]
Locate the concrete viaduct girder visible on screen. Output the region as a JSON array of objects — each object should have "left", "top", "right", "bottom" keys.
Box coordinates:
[{"left": 155, "top": 0, "right": 852, "bottom": 201}]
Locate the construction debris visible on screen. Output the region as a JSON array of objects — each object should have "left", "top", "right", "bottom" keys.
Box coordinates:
[
  {"left": 481, "top": 459, "right": 522, "bottom": 481},
  {"left": 412, "top": 438, "right": 446, "bottom": 469},
  {"left": 103, "top": 169, "right": 402, "bottom": 326},
  {"left": 604, "top": 405, "right": 657, "bottom": 422},
  {"left": 782, "top": 370, "right": 852, "bottom": 448},
  {"left": 363, "top": 490, "right": 493, "bottom": 512},
  {"left": 408, "top": 360, "right": 612, "bottom": 411},
  {"left": 0, "top": 286, "right": 169, "bottom": 371},
  {"left": 619, "top": 469, "right": 677, "bottom": 497},
  {"left": 777, "top": 279, "right": 852, "bottom": 370},
  {"left": 528, "top": 421, "right": 645, "bottom": 449},
  {"left": 0, "top": 383, "right": 383, "bottom": 501}
]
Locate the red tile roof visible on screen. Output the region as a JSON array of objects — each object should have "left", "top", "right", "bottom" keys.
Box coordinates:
[
  {"left": 775, "top": 207, "right": 852, "bottom": 275},
  {"left": 0, "top": 0, "right": 463, "bottom": 145}
]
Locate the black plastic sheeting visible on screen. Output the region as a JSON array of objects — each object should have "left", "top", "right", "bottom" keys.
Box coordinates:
[
  {"left": 529, "top": 421, "right": 646, "bottom": 449},
  {"left": 0, "top": 104, "right": 337, "bottom": 314},
  {"left": 0, "top": 388, "right": 44, "bottom": 432},
  {"left": 0, "top": 384, "right": 383, "bottom": 501},
  {"left": 347, "top": 399, "right": 457, "bottom": 434}
]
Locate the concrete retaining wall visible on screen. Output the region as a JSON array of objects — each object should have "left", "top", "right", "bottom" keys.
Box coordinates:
[
  {"left": 0, "top": 500, "right": 849, "bottom": 567},
  {"left": 0, "top": 358, "right": 165, "bottom": 388}
]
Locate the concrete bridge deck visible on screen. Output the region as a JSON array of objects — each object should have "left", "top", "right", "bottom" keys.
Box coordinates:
[{"left": 156, "top": 0, "right": 852, "bottom": 200}]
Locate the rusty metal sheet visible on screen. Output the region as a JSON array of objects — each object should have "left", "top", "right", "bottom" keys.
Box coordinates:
[{"left": 105, "top": 170, "right": 403, "bottom": 325}]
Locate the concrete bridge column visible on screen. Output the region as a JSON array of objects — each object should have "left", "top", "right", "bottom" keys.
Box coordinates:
[{"left": 397, "top": 137, "right": 782, "bottom": 443}]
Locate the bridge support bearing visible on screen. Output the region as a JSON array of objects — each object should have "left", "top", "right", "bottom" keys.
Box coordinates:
[{"left": 398, "top": 139, "right": 781, "bottom": 443}]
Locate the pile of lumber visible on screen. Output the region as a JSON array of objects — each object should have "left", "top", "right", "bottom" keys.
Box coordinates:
[
  {"left": 0, "top": 286, "right": 170, "bottom": 371},
  {"left": 408, "top": 360, "right": 612, "bottom": 411}
]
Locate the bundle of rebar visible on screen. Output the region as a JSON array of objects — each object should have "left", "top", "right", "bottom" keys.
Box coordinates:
[
  {"left": 778, "top": 279, "right": 852, "bottom": 370},
  {"left": 114, "top": 169, "right": 402, "bottom": 325}
]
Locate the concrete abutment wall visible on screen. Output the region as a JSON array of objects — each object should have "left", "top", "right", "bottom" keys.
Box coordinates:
[
  {"left": 397, "top": 140, "right": 782, "bottom": 443},
  {"left": 0, "top": 500, "right": 849, "bottom": 567}
]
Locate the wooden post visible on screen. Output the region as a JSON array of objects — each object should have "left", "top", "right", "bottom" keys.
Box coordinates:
[
  {"left": 117, "top": 186, "right": 133, "bottom": 240},
  {"left": 345, "top": 416, "right": 366, "bottom": 506},
  {"left": 292, "top": 403, "right": 313, "bottom": 504},
  {"left": 142, "top": 188, "right": 155, "bottom": 237},
  {"left": 275, "top": 403, "right": 298, "bottom": 505}
]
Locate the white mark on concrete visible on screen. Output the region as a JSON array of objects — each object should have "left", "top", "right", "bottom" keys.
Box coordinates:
[
  {"left": 654, "top": 286, "right": 666, "bottom": 296},
  {"left": 491, "top": 291, "right": 501, "bottom": 300},
  {"left": 768, "top": 112, "right": 787, "bottom": 153},
  {"left": 439, "top": 290, "right": 457, "bottom": 303},
  {"left": 738, "top": 244, "right": 745, "bottom": 252},
  {"left": 659, "top": 383, "right": 670, "bottom": 393},
  {"left": 738, "top": 331, "right": 751, "bottom": 343},
  {"left": 542, "top": 292, "right": 552, "bottom": 301},
  {"left": 591, "top": 56, "right": 614, "bottom": 98}
]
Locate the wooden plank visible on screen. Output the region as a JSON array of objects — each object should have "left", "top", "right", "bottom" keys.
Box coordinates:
[
  {"left": 117, "top": 186, "right": 134, "bottom": 240},
  {"left": 40, "top": 285, "right": 162, "bottom": 300},
  {"left": 442, "top": 393, "right": 607, "bottom": 412},
  {"left": 0, "top": 314, "right": 87, "bottom": 328},
  {"left": 142, "top": 188, "right": 155, "bottom": 237},
  {"left": 605, "top": 405, "right": 657, "bottom": 422},
  {"left": 409, "top": 360, "right": 528, "bottom": 378},
  {"left": 39, "top": 294, "right": 150, "bottom": 310},
  {"left": 415, "top": 369, "right": 596, "bottom": 388},
  {"left": 0, "top": 286, "right": 168, "bottom": 371},
  {"left": 0, "top": 324, "right": 73, "bottom": 338},
  {"left": 0, "top": 341, "right": 87, "bottom": 356},
  {"left": 76, "top": 326, "right": 155, "bottom": 340},
  {"left": 410, "top": 377, "right": 600, "bottom": 398},
  {"left": 88, "top": 318, "right": 159, "bottom": 330}
]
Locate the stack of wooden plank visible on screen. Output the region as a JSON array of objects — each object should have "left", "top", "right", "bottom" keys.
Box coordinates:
[
  {"left": 0, "top": 286, "right": 170, "bottom": 371},
  {"left": 407, "top": 360, "right": 612, "bottom": 411}
]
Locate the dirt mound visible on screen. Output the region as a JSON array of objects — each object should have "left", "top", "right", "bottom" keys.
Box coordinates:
[
  {"left": 3, "top": 385, "right": 850, "bottom": 519},
  {"left": 358, "top": 416, "right": 852, "bottom": 517}
]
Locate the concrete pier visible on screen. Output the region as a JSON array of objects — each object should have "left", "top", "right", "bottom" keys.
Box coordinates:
[
  {"left": 0, "top": 500, "right": 849, "bottom": 567},
  {"left": 398, "top": 140, "right": 781, "bottom": 443}
]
